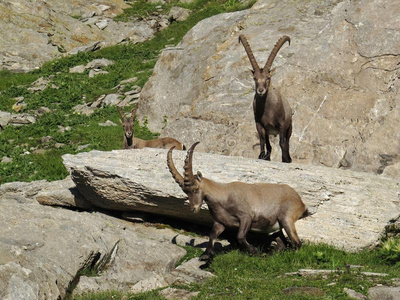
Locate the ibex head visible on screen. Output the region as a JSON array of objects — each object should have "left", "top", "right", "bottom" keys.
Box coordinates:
[
  {"left": 117, "top": 106, "right": 136, "bottom": 139},
  {"left": 168, "top": 142, "right": 203, "bottom": 213},
  {"left": 239, "top": 34, "right": 290, "bottom": 96}
]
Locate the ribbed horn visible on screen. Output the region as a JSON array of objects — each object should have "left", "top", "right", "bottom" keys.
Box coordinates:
[
  {"left": 117, "top": 106, "right": 126, "bottom": 120},
  {"left": 183, "top": 142, "right": 200, "bottom": 190},
  {"left": 239, "top": 34, "right": 261, "bottom": 73},
  {"left": 131, "top": 107, "right": 137, "bottom": 121},
  {"left": 264, "top": 35, "right": 290, "bottom": 73},
  {"left": 167, "top": 146, "right": 184, "bottom": 188}
]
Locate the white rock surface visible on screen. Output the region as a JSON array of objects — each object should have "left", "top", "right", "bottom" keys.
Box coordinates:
[
  {"left": 63, "top": 148, "right": 400, "bottom": 251},
  {"left": 0, "top": 179, "right": 215, "bottom": 298},
  {"left": 137, "top": 0, "right": 400, "bottom": 179}
]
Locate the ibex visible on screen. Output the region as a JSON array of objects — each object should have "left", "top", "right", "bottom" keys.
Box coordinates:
[
  {"left": 239, "top": 34, "right": 293, "bottom": 163},
  {"left": 167, "top": 142, "right": 309, "bottom": 260},
  {"left": 117, "top": 107, "right": 185, "bottom": 150}
]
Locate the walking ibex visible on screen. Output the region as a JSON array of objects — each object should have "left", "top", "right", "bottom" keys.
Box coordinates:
[
  {"left": 239, "top": 34, "right": 293, "bottom": 163},
  {"left": 117, "top": 107, "right": 185, "bottom": 150},
  {"left": 167, "top": 142, "right": 309, "bottom": 260}
]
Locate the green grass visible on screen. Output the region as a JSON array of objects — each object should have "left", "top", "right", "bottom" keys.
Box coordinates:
[
  {"left": 0, "top": 0, "right": 255, "bottom": 183},
  {"left": 73, "top": 241, "right": 400, "bottom": 300},
  {"left": 200, "top": 243, "right": 399, "bottom": 300},
  {"left": 0, "top": 106, "right": 158, "bottom": 182},
  {"left": 114, "top": 1, "right": 163, "bottom": 21},
  {"left": 114, "top": 0, "right": 252, "bottom": 22},
  {"left": 177, "top": 245, "right": 205, "bottom": 266}
]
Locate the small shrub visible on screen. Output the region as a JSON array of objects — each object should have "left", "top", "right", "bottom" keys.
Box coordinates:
[
  {"left": 379, "top": 237, "right": 400, "bottom": 265},
  {"left": 313, "top": 250, "right": 330, "bottom": 264}
]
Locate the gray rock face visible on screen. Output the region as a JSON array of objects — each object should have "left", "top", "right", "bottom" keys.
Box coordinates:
[
  {"left": 68, "top": 41, "right": 101, "bottom": 56},
  {"left": 1, "top": 156, "right": 12, "bottom": 163},
  {"left": 368, "top": 286, "right": 400, "bottom": 300},
  {"left": 86, "top": 58, "right": 114, "bottom": 69},
  {"left": 137, "top": 0, "right": 400, "bottom": 179},
  {"left": 0, "top": 178, "right": 215, "bottom": 299},
  {"left": 69, "top": 58, "right": 114, "bottom": 75},
  {"left": 343, "top": 288, "right": 367, "bottom": 300},
  {"left": 0, "top": 0, "right": 172, "bottom": 72},
  {"left": 99, "top": 120, "right": 117, "bottom": 127},
  {"left": 35, "top": 177, "right": 93, "bottom": 210},
  {"left": 27, "top": 77, "right": 50, "bottom": 93},
  {"left": 63, "top": 148, "right": 400, "bottom": 251},
  {"left": 168, "top": 7, "right": 191, "bottom": 22},
  {"left": 9, "top": 114, "right": 36, "bottom": 126},
  {"left": 0, "top": 111, "right": 11, "bottom": 128},
  {"left": 103, "top": 93, "right": 122, "bottom": 106}
]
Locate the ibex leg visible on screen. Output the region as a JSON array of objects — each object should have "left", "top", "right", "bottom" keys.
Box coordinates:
[
  {"left": 279, "top": 126, "right": 292, "bottom": 163},
  {"left": 273, "top": 229, "right": 289, "bottom": 251},
  {"left": 279, "top": 218, "right": 302, "bottom": 249},
  {"left": 265, "top": 134, "right": 272, "bottom": 161},
  {"left": 200, "top": 222, "right": 225, "bottom": 261},
  {"left": 256, "top": 123, "right": 269, "bottom": 160},
  {"left": 237, "top": 217, "right": 257, "bottom": 254}
]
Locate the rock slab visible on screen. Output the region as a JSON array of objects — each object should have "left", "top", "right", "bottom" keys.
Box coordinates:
[{"left": 63, "top": 148, "right": 400, "bottom": 251}]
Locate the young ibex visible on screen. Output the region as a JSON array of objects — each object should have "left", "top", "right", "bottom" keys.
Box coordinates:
[
  {"left": 117, "top": 107, "right": 185, "bottom": 150},
  {"left": 239, "top": 34, "right": 293, "bottom": 163},
  {"left": 167, "top": 142, "right": 309, "bottom": 260}
]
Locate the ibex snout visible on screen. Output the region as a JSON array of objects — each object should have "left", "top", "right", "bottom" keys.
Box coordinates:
[
  {"left": 255, "top": 77, "right": 269, "bottom": 96},
  {"left": 191, "top": 205, "right": 201, "bottom": 214},
  {"left": 125, "top": 130, "right": 132, "bottom": 138},
  {"left": 257, "top": 87, "right": 266, "bottom": 95}
]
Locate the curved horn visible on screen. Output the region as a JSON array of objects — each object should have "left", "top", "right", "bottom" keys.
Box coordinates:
[
  {"left": 239, "top": 34, "right": 260, "bottom": 72},
  {"left": 183, "top": 142, "right": 200, "bottom": 190},
  {"left": 117, "top": 106, "right": 126, "bottom": 120},
  {"left": 264, "top": 35, "right": 290, "bottom": 73},
  {"left": 167, "top": 146, "right": 184, "bottom": 187},
  {"left": 131, "top": 107, "right": 137, "bottom": 121}
]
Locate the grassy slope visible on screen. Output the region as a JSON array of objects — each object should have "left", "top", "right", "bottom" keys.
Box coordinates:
[
  {"left": 75, "top": 242, "right": 400, "bottom": 300},
  {"left": 0, "top": 0, "right": 253, "bottom": 183}
]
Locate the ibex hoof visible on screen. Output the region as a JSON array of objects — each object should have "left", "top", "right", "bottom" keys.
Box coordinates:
[
  {"left": 282, "top": 157, "right": 292, "bottom": 163},
  {"left": 199, "top": 250, "right": 214, "bottom": 261},
  {"left": 199, "top": 253, "right": 210, "bottom": 261},
  {"left": 247, "top": 246, "right": 258, "bottom": 255}
]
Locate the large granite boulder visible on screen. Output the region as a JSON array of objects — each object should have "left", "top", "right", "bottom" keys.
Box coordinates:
[
  {"left": 63, "top": 148, "right": 400, "bottom": 252},
  {"left": 0, "top": 179, "right": 214, "bottom": 299},
  {"left": 137, "top": 0, "right": 400, "bottom": 179}
]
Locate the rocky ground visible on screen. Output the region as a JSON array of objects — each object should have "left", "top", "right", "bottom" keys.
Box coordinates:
[
  {"left": 1, "top": 147, "right": 399, "bottom": 299},
  {"left": 0, "top": 0, "right": 191, "bottom": 72},
  {"left": 0, "top": 178, "right": 221, "bottom": 299},
  {"left": 1, "top": 0, "right": 400, "bottom": 299}
]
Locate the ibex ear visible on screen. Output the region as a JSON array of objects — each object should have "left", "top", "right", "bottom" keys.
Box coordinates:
[
  {"left": 196, "top": 171, "right": 203, "bottom": 182},
  {"left": 269, "top": 67, "right": 276, "bottom": 76},
  {"left": 119, "top": 119, "right": 123, "bottom": 125}
]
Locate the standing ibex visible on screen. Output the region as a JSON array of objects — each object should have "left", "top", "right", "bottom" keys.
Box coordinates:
[
  {"left": 239, "top": 34, "right": 293, "bottom": 163},
  {"left": 117, "top": 107, "right": 185, "bottom": 150},
  {"left": 167, "top": 142, "right": 309, "bottom": 260}
]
